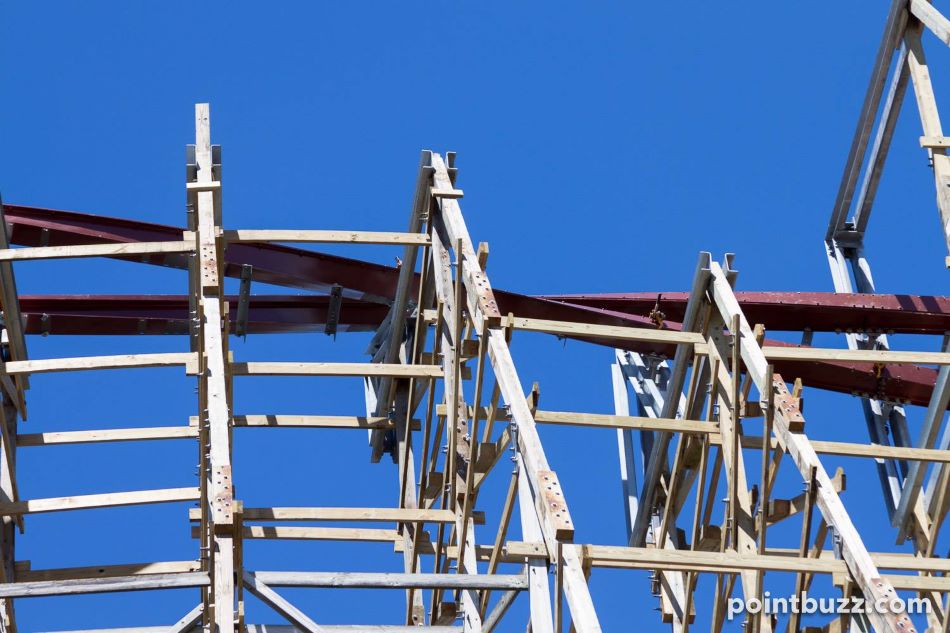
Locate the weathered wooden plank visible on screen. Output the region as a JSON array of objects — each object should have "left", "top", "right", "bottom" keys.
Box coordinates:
[
  {"left": 193, "top": 526, "right": 400, "bottom": 542},
  {"left": 0, "top": 201, "right": 30, "bottom": 410},
  {"left": 517, "top": 460, "right": 554, "bottom": 633},
  {"left": 252, "top": 572, "right": 527, "bottom": 591},
  {"left": 534, "top": 409, "right": 707, "bottom": 433},
  {"left": 0, "top": 571, "right": 209, "bottom": 598},
  {"left": 193, "top": 103, "right": 235, "bottom": 633},
  {"left": 231, "top": 415, "right": 397, "bottom": 430},
  {"left": 169, "top": 604, "right": 204, "bottom": 633},
  {"left": 223, "top": 230, "right": 429, "bottom": 245},
  {"left": 0, "top": 240, "right": 194, "bottom": 263},
  {"left": 231, "top": 363, "right": 442, "bottom": 378},
  {"left": 15, "top": 560, "right": 200, "bottom": 582},
  {"left": 910, "top": 0, "right": 950, "bottom": 45},
  {"left": 920, "top": 135, "right": 950, "bottom": 148},
  {"left": 0, "top": 487, "right": 199, "bottom": 516},
  {"left": 581, "top": 544, "right": 950, "bottom": 594},
  {"left": 242, "top": 571, "right": 325, "bottom": 633},
  {"left": 826, "top": 0, "right": 909, "bottom": 238},
  {"left": 187, "top": 506, "right": 465, "bottom": 524},
  {"left": 708, "top": 261, "right": 914, "bottom": 633},
  {"left": 905, "top": 24, "right": 950, "bottom": 258},
  {"left": 3, "top": 353, "right": 198, "bottom": 376},
  {"left": 760, "top": 345, "right": 950, "bottom": 365},
  {"left": 533, "top": 409, "right": 950, "bottom": 462},
  {"left": 504, "top": 316, "right": 703, "bottom": 346},
  {"left": 17, "top": 426, "right": 197, "bottom": 447},
  {"left": 430, "top": 154, "right": 501, "bottom": 331},
  {"left": 368, "top": 150, "right": 433, "bottom": 462},
  {"left": 482, "top": 589, "right": 519, "bottom": 633}
]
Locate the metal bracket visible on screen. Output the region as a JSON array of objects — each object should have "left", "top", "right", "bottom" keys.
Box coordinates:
[
  {"left": 235, "top": 264, "right": 252, "bottom": 339},
  {"left": 325, "top": 284, "right": 343, "bottom": 338}
]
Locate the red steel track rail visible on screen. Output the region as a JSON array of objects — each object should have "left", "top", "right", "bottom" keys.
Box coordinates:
[{"left": 3, "top": 204, "right": 948, "bottom": 407}]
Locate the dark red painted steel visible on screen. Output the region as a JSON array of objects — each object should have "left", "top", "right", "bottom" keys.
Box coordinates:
[
  {"left": 3, "top": 204, "right": 401, "bottom": 301},
  {"left": 13, "top": 292, "right": 942, "bottom": 408},
  {"left": 541, "top": 292, "right": 950, "bottom": 335},
  {"left": 17, "top": 295, "right": 388, "bottom": 335},
  {"left": 3, "top": 204, "right": 947, "bottom": 407}
]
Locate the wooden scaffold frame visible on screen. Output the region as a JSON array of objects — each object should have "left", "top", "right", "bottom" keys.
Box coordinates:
[{"left": 2, "top": 7, "right": 950, "bottom": 626}]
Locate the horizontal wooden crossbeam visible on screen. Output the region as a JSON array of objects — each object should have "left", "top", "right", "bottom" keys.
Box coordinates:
[
  {"left": 3, "top": 353, "right": 199, "bottom": 376},
  {"left": 760, "top": 345, "right": 950, "bottom": 365},
  {"left": 250, "top": 571, "right": 527, "bottom": 590},
  {"left": 189, "top": 525, "right": 402, "bottom": 542},
  {"left": 14, "top": 560, "right": 201, "bottom": 582},
  {"left": 222, "top": 230, "right": 430, "bottom": 245},
  {"left": 228, "top": 415, "right": 417, "bottom": 430},
  {"left": 0, "top": 487, "right": 200, "bottom": 516},
  {"left": 503, "top": 315, "right": 704, "bottom": 345},
  {"left": 533, "top": 409, "right": 950, "bottom": 463},
  {"left": 0, "top": 571, "right": 209, "bottom": 598},
  {"left": 576, "top": 545, "right": 950, "bottom": 592},
  {"left": 188, "top": 506, "right": 482, "bottom": 524},
  {"left": 231, "top": 362, "right": 442, "bottom": 378},
  {"left": 0, "top": 240, "right": 194, "bottom": 262},
  {"left": 18, "top": 426, "right": 197, "bottom": 446}
]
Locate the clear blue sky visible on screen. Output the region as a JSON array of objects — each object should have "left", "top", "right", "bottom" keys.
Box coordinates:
[{"left": 1, "top": 1, "right": 947, "bottom": 630}]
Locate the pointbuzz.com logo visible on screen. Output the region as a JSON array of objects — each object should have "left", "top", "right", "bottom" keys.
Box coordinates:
[{"left": 727, "top": 592, "right": 931, "bottom": 620}]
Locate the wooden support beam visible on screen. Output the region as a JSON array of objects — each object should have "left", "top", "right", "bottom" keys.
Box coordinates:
[
  {"left": 0, "top": 240, "right": 194, "bottom": 262},
  {"left": 17, "top": 426, "right": 198, "bottom": 446},
  {"left": 185, "top": 181, "right": 221, "bottom": 193},
  {"left": 759, "top": 345, "right": 950, "bottom": 365},
  {"left": 192, "top": 103, "right": 235, "bottom": 633},
  {"left": 826, "top": 0, "right": 908, "bottom": 238},
  {"left": 853, "top": 42, "right": 910, "bottom": 233},
  {"left": 894, "top": 336, "right": 950, "bottom": 540},
  {"left": 230, "top": 526, "right": 400, "bottom": 542},
  {"left": 910, "top": 0, "right": 950, "bottom": 45},
  {"left": 223, "top": 230, "right": 429, "bottom": 245},
  {"left": 530, "top": 408, "right": 950, "bottom": 463},
  {"left": 368, "top": 150, "right": 433, "bottom": 462},
  {"left": 242, "top": 571, "right": 325, "bottom": 633},
  {"left": 188, "top": 506, "right": 477, "bottom": 524},
  {"left": 422, "top": 153, "right": 599, "bottom": 631},
  {"left": 231, "top": 363, "right": 442, "bottom": 378},
  {"left": 631, "top": 253, "right": 709, "bottom": 549},
  {"left": 482, "top": 589, "right": 518, "bottom": 633},
  {"left": 0, "top": 359, "right": 16, "bottom": 629},
  {"left": 0, "top": 486, "right": 199, "bottom": 516},
  {"left": 430, "top": 154, "right": 501, "bottom": 332},
  {"left": 921, "top": 135, "right": 950, "bottom": 148},
  {"left": 0, "top": 571, "right": 209, "bottom": 598},
  {"left": 708, "top": 260, "right": 915, "bottom": 633},
  {"left": 229, "top": 415, "right": 405, "bottom": 430},
  {"left": 251, "top": 572, "right": 527, "bottom": 591},
  {"left": 430, "top": 187, "right": 464, "bottom": 199},
  {"left": 481, "top": 540, "right": 950, "bottom": 574},
  {"left": 15, "top": 560, "right": 201, "bottom": 582},
  {"left": 766, "top": 468, "right": 845, "bottom": 526},
  {"left": 0, "top": 200, "right": 30, "bottom": 414},
  {"left": 905, "top": 23, "right": 950, "bottom": 258},
  {"left": 3, "top": 352, "right": 198, "bottom": 376},
  {"left": 503, "top": 316, "right": 703, "bottom": 346},
  {"left": 169, "top": 604, "right": 204, "bottom": 633}
]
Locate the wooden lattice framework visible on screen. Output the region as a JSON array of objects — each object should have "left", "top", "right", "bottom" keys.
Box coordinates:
[{"left": 3, "top": 3, "right": 950, "bottom": 629}]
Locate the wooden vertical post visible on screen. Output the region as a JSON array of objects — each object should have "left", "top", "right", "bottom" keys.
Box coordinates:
[{"left": 191, "top": 103, "right": 235, "bottom": 633}]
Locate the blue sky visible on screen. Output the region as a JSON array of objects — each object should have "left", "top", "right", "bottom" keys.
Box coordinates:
[{"left": 1, "top": 1, "right": 949, "bottom": 630}]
